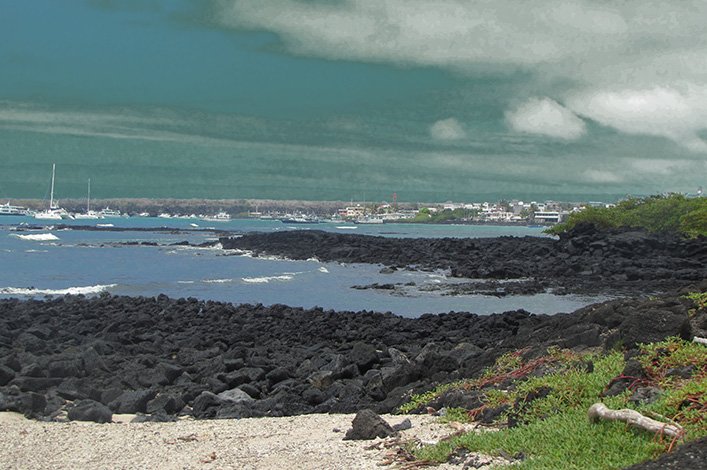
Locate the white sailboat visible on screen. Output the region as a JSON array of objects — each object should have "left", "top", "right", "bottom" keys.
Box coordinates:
[
  {"left": 73, "top": 179, "right": 102, "bottom": 219},
  {"left": 34, "top": 164, "right": 72, "bottom": 220}
]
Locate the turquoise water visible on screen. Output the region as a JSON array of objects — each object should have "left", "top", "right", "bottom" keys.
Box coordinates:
[{"left": 2, "top": 217, "right": 605, "bottom": 317}]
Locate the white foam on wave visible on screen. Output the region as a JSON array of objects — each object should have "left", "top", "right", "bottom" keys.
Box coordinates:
[
  {"left": 203, "top": 278, "right": 234, "bottom": 284},
  {"left": 336, "top": 226, "right": 357, "bottom": 230},
  {"left": 318, "top": 266, "right": 329, "bottom": 273},
  {"left": 12, "top": 233, "right": 59, "bottom": 241},
  {"left": 0, "top": 284, "right": 117, "bottom": 296},
  {"left": 241, "top": 275, "right": 294, "bottom": 284},
  {"left": 177, "top": 280, "right": 195, "bottom": 284},
  {"left": 24, "top": 249, "right": 48, "bottom": 253}
]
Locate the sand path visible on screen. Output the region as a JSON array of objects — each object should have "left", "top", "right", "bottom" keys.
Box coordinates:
[{"left": 0, "top": 411, "right": 488, "bottom": 469}]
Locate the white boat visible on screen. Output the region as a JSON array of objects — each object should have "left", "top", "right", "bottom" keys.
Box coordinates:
[
  {"left": 355, "top": 217, "right": 385, "bottom": 224},
  {"left": 279, "top": 213, "right": 320, "bottom": 224},
  {"left": 35, "top": 164, "right": 73, "bottom": 220},
  {"left": 99, "top": 207, "right": 122, "bottom": 218},
  {"left": 0, "top": 202, "right": 29, "bottom": 216},
  {"left": 202, "top": 211, "right": 231, "bottom": 222},
  {"left": 73, "top": 179, "right": 103, "bottom": 220}
]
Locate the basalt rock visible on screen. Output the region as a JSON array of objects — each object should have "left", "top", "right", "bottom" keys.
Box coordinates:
[
  {"left": 67, "top": 399, "right": 113, "bottom": 423},
  {"left": 343, "top": 409, "right": 396, "bottom": 440},
  {"left": 0, "top": 289, "right": 697, "bottom": 421},
  {"left": 220, "top": 226, "right": 707, "bottom": 295}
]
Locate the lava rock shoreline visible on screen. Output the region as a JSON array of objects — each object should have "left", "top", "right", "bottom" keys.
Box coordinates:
[
  {"left": 220, "top": 223, "right": 707, "bottom": 295},
  {"left": 1, "top": 288, "right": 703, "bottom": 422}
]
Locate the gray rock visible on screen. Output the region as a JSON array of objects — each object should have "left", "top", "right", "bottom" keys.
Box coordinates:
[
  {"left": 218, "top": 388, "right": 255, "bottom": 404},
  {"left": 0, "top": 365, "right": 15, "bottom": 386},
  {"left": 108, "top": 389, "right": 156, "bottom": 414},
  {"left": 68, "top": 399, "right": 112, "bottom": 423},
  {"left": 343, "top": 409, "right": 396, "bottom": 440}
]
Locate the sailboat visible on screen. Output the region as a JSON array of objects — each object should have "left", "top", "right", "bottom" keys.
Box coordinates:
[
  {"left": 34, "top": 164, "right": 73, "bottom": 220},
  {"left": 73, "top": 179, "right": 102, "bottom": 219}
]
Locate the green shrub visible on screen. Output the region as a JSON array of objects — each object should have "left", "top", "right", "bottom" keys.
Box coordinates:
[{"left": 547, "top": 194, "right": 706, "bottom": 237}]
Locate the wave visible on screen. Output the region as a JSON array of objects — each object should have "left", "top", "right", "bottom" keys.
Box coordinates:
[
  {"left": 336, "top": 226, "right": 357, "bottom": 230},
  {"left": 177, "top": 280, "right": 195, "bottom": 284},
  {"left": 24, "top": 249, "right": 48, "bottom": 253},
  {"left": 203, "top": 278, "right": 234, "bottom": 284},
  {"left": 241, "top": 275, "right": 294, "bottom": 284},
  {"left": 12, "top": 233, "right": 59, "bottom": 241},
  {"left": 0, "top": 284, "right": 117, "bottom": 296},
  {"left": 318, "top": 266, "right": 329, "bottom": 273}
]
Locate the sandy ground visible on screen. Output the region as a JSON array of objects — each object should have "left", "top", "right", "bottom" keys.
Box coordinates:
[{"left": 0, "top": 411, "right": 504, "bottom": 469}]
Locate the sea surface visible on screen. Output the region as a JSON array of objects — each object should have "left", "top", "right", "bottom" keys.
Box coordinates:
[{"left": 1, "top": 216, "right": 609, "bottom": 317}]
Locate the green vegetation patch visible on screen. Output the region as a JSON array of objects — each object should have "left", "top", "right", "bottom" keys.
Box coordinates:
[
  {"left": 405, "top": 339, "right": 707, "bottom": 469},
  {"left": 546, "top": 194, "right": 707, "bottom": 237},
  {"left": 397, "top": 207, "right": 479, "bottom": 224}
]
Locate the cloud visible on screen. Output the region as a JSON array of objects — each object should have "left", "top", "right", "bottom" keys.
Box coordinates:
[
  {"left": 429, "top": 118, "right": 466, "bottom": 141},
  {"left": 627, "top": 158, "right": 692, "bottom": 175},
  {"left": 211, "top": 1, "right": 707, "bottom": 83},
  {"left": 583, "top": 169, "right": 623, "bottom": 184},
  {"left": 567, "top": 85, "right": 707, "bottom": 152},
  {"left": 212, "top": 1, "right": 707, "bottom": 151},
  {"left": 505, "top": 98, "right": 586, "bottom": 140}
]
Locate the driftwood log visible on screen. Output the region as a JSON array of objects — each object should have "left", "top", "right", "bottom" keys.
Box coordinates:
[{"left": 588, "top": 403, "right": 684, "bottom": 439}]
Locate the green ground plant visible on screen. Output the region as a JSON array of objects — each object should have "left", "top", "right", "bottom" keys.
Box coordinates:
[
  {"left": 404, "top": 338, "right": 707, "bottom": 469},
  {"left": 684, "top": 291, "right": 707, "bottom": 310}
]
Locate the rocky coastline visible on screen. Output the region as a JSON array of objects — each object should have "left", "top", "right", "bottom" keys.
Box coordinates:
[
  {"left": 0, "top": 285, "right": 703, "bottom": 423},
  {"left": 220, "top": 223, "right": 706, "bottom": 296},
  {"left": 1, "top": 224, "right": 705, "bottom": 468}
]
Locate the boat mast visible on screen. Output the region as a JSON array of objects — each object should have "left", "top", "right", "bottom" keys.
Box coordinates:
[{"left": 49, "top": 163, "right": 56, "bottom": 210}]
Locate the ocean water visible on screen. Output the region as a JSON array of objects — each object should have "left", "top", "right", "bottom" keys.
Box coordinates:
[{"left": 1, "top": 217, "right": 607, "bottom": 317}]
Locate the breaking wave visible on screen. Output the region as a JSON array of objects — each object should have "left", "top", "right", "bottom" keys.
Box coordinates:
[
  {"left": 12, "top": 233, "right": 59, "bottom": 241},
  {"left": 241, "top": 275, "right": 294, "bottom": 284},
  {"left": 0, "top": 284, "right": 117, "bottom": 296}
]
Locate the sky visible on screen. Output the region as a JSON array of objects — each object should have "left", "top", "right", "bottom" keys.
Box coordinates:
[{"left": 0, "top": 0, "right": 706, "bottom": 202}]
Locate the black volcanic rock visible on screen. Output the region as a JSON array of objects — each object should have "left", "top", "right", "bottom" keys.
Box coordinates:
[
  {"left": 0, "top": 288, "right": 698, "bottom": 421},
  {"left": 220, "top": 226, "right": 707, "bottom": 295},
  {"left": 68, "top": 399, "right": 113, "bottom": 423},
  {"left": 343, "top": 409, "right": 396, "bottom": 440}
]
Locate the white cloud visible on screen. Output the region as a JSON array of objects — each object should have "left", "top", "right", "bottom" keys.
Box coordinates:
[
  {"left": 212, "top": 1, "right": 707, "bottom": 84},
  {"left": 429, "top": 118, "right": 466, "bottom": 141},
  {"left": 583, "top": 169, "right": 623, "bottom": 183},
  {"left": 505, "top": 98, "right": 586, "bottom": 140},
  {"left": 213, "top": 1, "right": 707, "bottom": 151},
  {"left": 567, "top": 85, "right": 707, "bottom": 152},
  {"left": 627, "top": 158, "right": 692, "bottom": 175}
]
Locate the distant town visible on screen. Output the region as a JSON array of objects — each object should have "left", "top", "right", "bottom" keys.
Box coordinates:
[
  {"left": 2, "top": 188, "right": 703, "bottom": 226},
  {"left": 0, "top": 196, "right": 635, "bottom": 226}
]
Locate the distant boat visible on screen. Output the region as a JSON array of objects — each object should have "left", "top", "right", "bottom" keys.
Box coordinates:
[
  {"left": 355, "top": 216, "right": 384, "bottom": 224},
  {"left": 279, "top": 214, "right": 320, "bottom": 224},
  {"left": 99, "top": 207, "right": 122, "bottom": 218},
  {"left": 73, "top": 179, "right": 103, "bottom": 220},
  {"left": 202, "top": 211, "right": 231, "bottom": 222},
  {"left": 34, "top": 164, "right": 72, "bottom": 220},
  {"left": 0, "top": 202, "right": 29, "bottom": 216}
]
